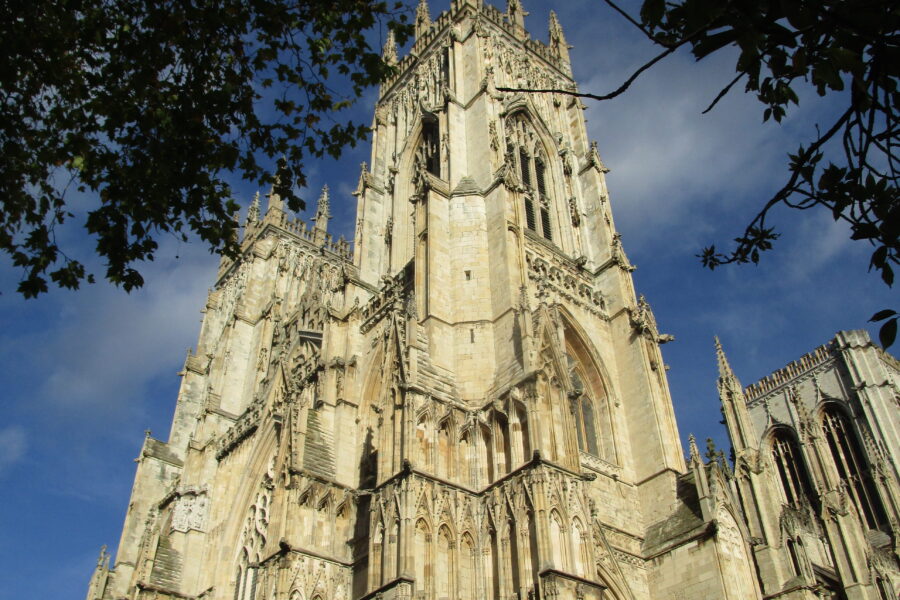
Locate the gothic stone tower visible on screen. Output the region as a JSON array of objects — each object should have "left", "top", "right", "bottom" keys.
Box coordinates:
[
  {"left": 718, "top": 332, "right": 900, "bottom": 599},
  {"left": 86, "top": 2, "right": 764, "bottom": 599}
]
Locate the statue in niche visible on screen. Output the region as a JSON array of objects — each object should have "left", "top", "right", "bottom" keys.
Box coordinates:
[
  {"left": 257, "top": 348, "right": 268, "bottom": 372},
  {"left": 489, "top": 121, "right": 501, "bottom": 167}
]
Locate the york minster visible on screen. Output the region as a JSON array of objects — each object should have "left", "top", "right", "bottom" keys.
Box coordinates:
[{"left": 86, "top": 2, "right": 900, "bottom": 599}]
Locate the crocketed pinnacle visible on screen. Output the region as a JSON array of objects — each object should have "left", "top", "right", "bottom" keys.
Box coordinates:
[
  {"left": 549, "top": 10, "right": 565, "bottom": 43},
  {"left": 715, "top": 336, "right": 742, "bottom": 392},
  {"left": 415, "top": 0, "right": 431, "bottom": 38},
  {"left": 382, "top": 29, "right": 398, "bottom": 65},
  {"left": 548, "top": 10, "right": 571, "bottom": 63},
  {"left": 313, "top": 185, "right": 331, "bottom": 231},
  {"left": 246, "top": 190, "right": 260, "bottom": 224},
  {"left": 507, "top": 0, "right": 527, "bottom": 29}
]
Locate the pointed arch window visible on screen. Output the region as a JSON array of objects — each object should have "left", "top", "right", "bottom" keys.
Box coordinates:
[
  {"left": 548, "top": 510, "right": 568, "bottom": 570},
  {"left": 786, "top": 538, "right": 802, "bottom": 578},
  {"left": 437, "top": 420, "right": 453, "bottom": 480},
  {"left": 771, "top": 428, "right": 815, "bottom": 507},
  {"left": 562, "top": 320, "right": 616, "bottom": 463},
  {"left": 507, "top": 113, "right": 553, "bottom": 241},
  {"left": 460, "top": 533, "right": 476, "bottom": 600},
  {"left": 821, "top": 405, "right": 888, "bottom": 530},
  {"left": 485, "top": 527, "right": 500, "bottom": 600},
  {"left": 234, "top": 551, "right": 258, "bottom": 600}
]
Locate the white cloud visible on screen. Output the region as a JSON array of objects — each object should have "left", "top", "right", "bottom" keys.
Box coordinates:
[
  {"left": 37, "top": 243, "right": 214, "bottom": 418},
  {"left": 0, "top": 426, "right": 26, "bottom": 476}
]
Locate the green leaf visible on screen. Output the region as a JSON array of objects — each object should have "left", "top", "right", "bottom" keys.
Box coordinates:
[
  {"left": 640, "top": 0, "right": 665, "bottom": 27},
  {"left": 692, "top": 29, "right": 739, "bottom": 59},
  {"left": 870, "top": 309, "right": 897, "bottom": 322},
  {"left": 878, "top": 317, "right": 897, "bottom": 349}
]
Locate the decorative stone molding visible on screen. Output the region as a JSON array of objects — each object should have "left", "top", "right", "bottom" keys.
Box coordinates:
[
  {"left": 360, "top": 262, "right": 415, "bottom": 334},
  {"left": 525, "top": 246, "right": 607, "bottom": 317},
  {"left": 216, "top": 400, "right": 263, "bottom": 460},
  {"left": 580, "top": 452, "right": 622, "bottom": 480}
]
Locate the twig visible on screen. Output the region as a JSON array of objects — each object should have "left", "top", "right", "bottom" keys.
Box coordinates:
[
  {"left": 702, "top": 72, "right": 744, "bottom": 114},
  {"left": 717, "top": 106, "right": 856, "bottom": 264},
  {"left": 599, "top": 0, "right": 665, "bottom": 46}
]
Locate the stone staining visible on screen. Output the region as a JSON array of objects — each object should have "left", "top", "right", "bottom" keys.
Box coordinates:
[{"left": 86, "top": 3, "right": 900, "bottom": 600}]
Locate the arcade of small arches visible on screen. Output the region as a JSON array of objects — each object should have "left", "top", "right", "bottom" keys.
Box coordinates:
[{"left": 367, "top": 481, "right": 607, "bottom": 600}]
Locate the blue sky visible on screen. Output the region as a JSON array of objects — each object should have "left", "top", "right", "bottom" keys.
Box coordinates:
[{"left": 0, "top": 1, "right": 894, "bottom": 598}]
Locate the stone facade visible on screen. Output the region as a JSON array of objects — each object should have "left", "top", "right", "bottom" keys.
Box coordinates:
[
  {"left": 718, "top": 332, "right": 900, "bottom": 599},
  {"left": 85, "top": 2, "right": 899, "bottom": 599}
]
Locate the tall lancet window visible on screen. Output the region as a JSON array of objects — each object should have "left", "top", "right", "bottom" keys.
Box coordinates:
[
  {"left": 771, "top": 428, "right": 816, "bottom": 507},
  {"left": 507, "top": 113, "right": 554, "bottom": 241},
  {"left": 821, "top": 405, "right": 888, "bottom": 530}
]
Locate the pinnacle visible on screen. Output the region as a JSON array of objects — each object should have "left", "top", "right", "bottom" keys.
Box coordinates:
[
  {"left": 688, "top": 433, "right": 701, "bottom": 463},
  {"left": 416, "top": 0, "right": 432, "bottom": 34},
  {"left": 549, "top": 9, "right": 562, "bottom": 32},
  {"left": 507, "top": 0, "right": 528, "bottom": 27},
  {"left": 715, "top": 336, "right": 742, "bottom": 390},
  {"left": 246, "top": 190, "right": 260, "bottom": 224},
  {"left": 382, "top": 29, "right": 398, "bottom": 65},
  {"left": 714, "top": 335, "right": 728, "bottom": 370},
  {"left": 313, "top": 184, "right": 331, "bottom": 231}
]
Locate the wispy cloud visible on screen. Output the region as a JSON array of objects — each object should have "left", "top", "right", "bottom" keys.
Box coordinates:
[{"left": 0, "top": 426, "right": 26, "bottom": 476}]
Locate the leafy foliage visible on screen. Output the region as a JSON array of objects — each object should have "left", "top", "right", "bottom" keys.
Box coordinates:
[
  {"left": 608, "top": 0, "right": 898, "bottom": 346},
  {"left": 0, "top": 0, "right": 410, "bottom": 297}
]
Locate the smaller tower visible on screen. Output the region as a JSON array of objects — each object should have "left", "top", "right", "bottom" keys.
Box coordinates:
[{"left": 720, "top": 331, "right": 900, "bottom": 599}]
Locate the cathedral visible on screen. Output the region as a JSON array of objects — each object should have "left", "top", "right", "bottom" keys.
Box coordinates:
[{"left": 85, "top": 1, "right": 900, "bottom": 599}]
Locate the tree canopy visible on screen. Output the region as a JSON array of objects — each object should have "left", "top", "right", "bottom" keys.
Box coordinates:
[{"left": 1, "top": 0, "right": 410, "bottom": 297}]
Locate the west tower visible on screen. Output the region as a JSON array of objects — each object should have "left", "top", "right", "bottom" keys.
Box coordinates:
[{"left": 88, "top": 2, "right": 773, "bottom": 599}]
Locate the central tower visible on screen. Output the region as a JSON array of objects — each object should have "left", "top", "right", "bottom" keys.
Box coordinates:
[{"left": 87, "top": 2, "right": 764, "bottom": 600}]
